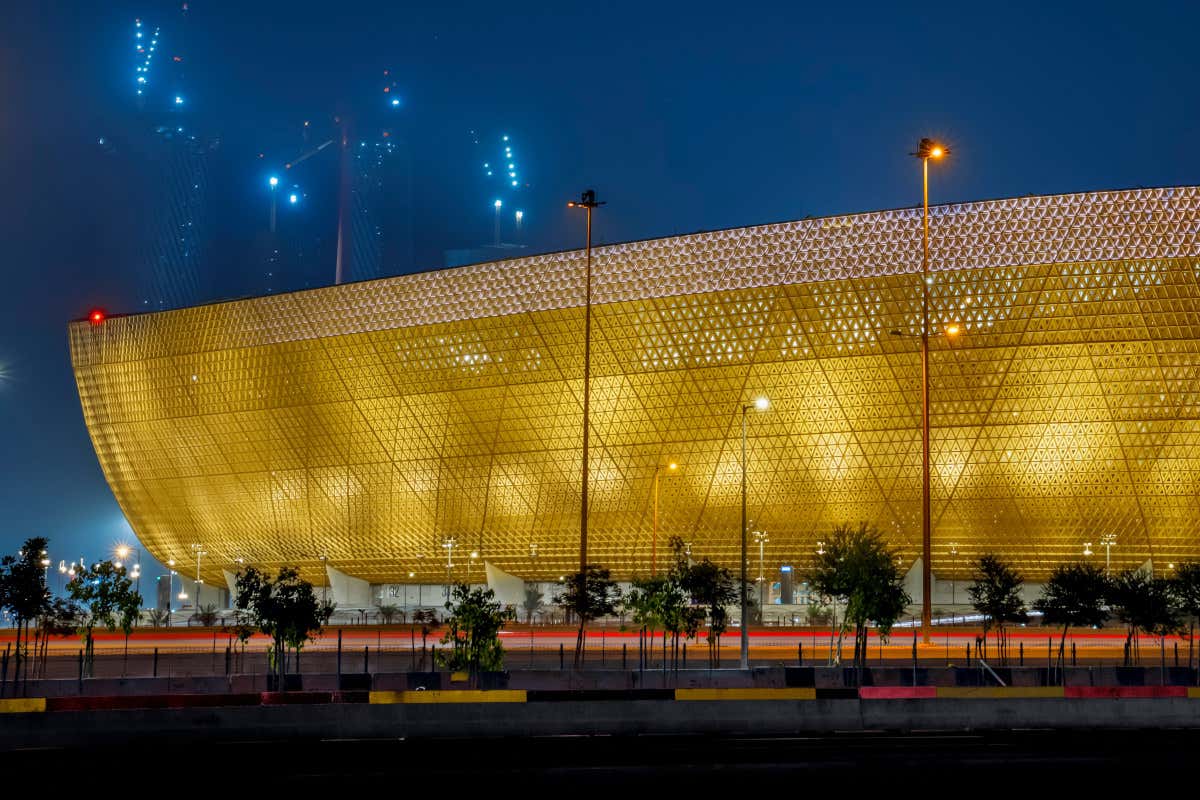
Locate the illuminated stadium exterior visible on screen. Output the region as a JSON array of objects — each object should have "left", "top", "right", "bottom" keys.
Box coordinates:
[{"left": 70, "top": 187, "right": 1200, "bottom": 593}]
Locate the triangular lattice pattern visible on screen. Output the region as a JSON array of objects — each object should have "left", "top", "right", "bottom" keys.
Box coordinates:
[{"left": 69, "top": 187, "right": 1200, "bottom": 585}]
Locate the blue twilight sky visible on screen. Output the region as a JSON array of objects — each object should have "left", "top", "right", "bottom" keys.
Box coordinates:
[{"left": 1, "top": 0, "right": 1198, "bottom": 580}]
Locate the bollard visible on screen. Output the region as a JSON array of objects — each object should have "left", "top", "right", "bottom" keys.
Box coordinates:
[
  {"left": 622, "top": 643, "right": 627, "bottom": 670},
  {"left": 1048, "top": 637, "right": 1053, "bottom": 684},
  {"left": 682, "top": 643, "right": 687, "bottom": 670},
  {"left": 1020, "top": 641, "right": 1024, "bottom": 666},
  {"left": 337, "top": 629, "right": 343, "bottom": 680},
  {"left": 1175, "top": 642, "right": 1180, "bottom": 667},
  {"left": 1072, "top": 642, "right": 1077, "bottom": 667},
  {"left": 225, "top": 646, "right": 231, "bottom": 676},
  {"left": 364, "top": 646, "right": 369, "bottom": 674},
  {"left": 78, "top": 649, "right": 84, "bottom": 690},
  {"left": 0, "top": 649, "right": 7, "bottom": 698},
  {"left": 153, "top": 648, "right": 159, "bottom": 678},
  {"left": 559, "top": 643, "right": 565, "bottom": 670},
  {"left": 798, "top": 642, "right": 803, "bottom": 667},
  {"left": 966, "top": 642, "right": 971, "bottom": 668}
]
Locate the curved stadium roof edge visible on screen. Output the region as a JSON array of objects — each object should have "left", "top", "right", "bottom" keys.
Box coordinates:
[{"left": 70, "top": 184, "right": 1200, "bottom": 365}]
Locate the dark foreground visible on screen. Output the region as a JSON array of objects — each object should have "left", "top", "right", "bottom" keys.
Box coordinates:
[{"left": 3, "top": 729, "right": 1191, "bottom": 787}]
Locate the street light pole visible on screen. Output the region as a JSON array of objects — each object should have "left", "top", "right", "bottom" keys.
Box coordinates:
[
  {"left": 740, "top": 396, "right": 769, "bottom": 669},
  {"left": 911, "top": 138, "right": 948, "bottom": 643},
  {"left": 754, "top": 530, "right": 769, "bottom": 612},
  {"left": 652, "top": 461, "right": 678, "bottom": 575},
  {"left": 568, "top": 190, "right": 605, "bottom": 578}
]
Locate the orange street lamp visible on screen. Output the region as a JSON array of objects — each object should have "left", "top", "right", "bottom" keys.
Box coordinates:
[
  {"left": 740, "top": 395, "right": 769, "bottom": 669},
  {"left": 567, "top": 189, "right": 605, "bottom": 577},
  {"left": 912, "top": 137, "right": 949, "bottom": 642},
  {"left": 651, "top": 461, "right": 679, "bottom": 575}
]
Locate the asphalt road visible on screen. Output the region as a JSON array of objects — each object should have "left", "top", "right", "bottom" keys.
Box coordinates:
[{"left": 4, "top": 729, "right": 1191, "bottom": 787}]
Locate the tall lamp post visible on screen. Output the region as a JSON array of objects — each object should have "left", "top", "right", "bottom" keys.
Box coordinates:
[
  {"left": 740, "top": 395, "right": 770, "bottom": 669},
  {"left": 190, "top": 543, "right": 207, "bottom": 607},
  {"left": 652, "top": 461, "right": 679, "bottom": 574},
  {"left": 754, "top": 530, "right": 769, "bottom": 611},
  {"left": 567, "top": 190, "right": 605, "bottom": 578},
  {"left": 906, "top": 138, "right": 949, "bottom": 642},
  {"left": 1100, "top": 533, "right": 1116, "bottom": 574}
]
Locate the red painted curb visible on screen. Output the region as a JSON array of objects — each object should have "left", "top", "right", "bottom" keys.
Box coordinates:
[
  {"left": 858, "top": 687, "right": 938, "bottom": 699},
  {"left": 258, "top": 691, "right": 334, "bottom": 705},
  {"left": 1064, "top": 686, "right": 1188, "bottom": 699}
]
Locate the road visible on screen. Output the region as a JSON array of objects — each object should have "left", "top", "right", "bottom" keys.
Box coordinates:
[{"left": 1, "top": 729, "right": 1190, "bottom": 787}]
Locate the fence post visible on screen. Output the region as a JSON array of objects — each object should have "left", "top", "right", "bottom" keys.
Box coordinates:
[{"left": 1047, "top": 637, "right": 1053, "bottom": 685}]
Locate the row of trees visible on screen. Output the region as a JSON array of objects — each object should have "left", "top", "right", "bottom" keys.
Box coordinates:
[
  {"left": 555, "top": 536, "right": 746, "bottom": 668},
  {"left": 971, "top": 559, "right": 1200, "bottom": 672},
  {"left": 0, "top": 537, "right": 143, "bottom": 688}
]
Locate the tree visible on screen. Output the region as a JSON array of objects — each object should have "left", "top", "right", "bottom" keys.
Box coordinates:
[
  {"left": 67, "top": 560, "right": 142, "bottom": 677},
  {"left": 966, "top": 555, "right": 1027, "bottom": 665},
  {"left": 377, "top": 604, "right": 401, "bottom": 625},
  {"left": 556, "top": 565, "right": 621, "bottom": 667},
  {"left": 143, "top": 608, "right": 170, "bottom": 628},
  {"left": 411, "top": 608, "right": 441, "bottom": 669},
  {"left": 233, "top": 566, "right": 334, "bottom": 689},
  {"left": 623, "top": 576, "right": 668, "bottom": 670},
  {"left": 34, "top": 598, "right": 81, "bottom": 678},
  {"left": 808, "top": 523, "right": 910, "bottom": 674},
  {"left": 0, "top": 537, "right": 52, "bottom": 691},
  {"left": 1033, "top": 562, "right": 1109, "bottom": 679},
  {"left": 1108, "top": 568, "right": 1150, "bottom": 664},
  {"left": 1172, "top": 563, "right": 1200, "bottom": 675},
  {"left": 436, "top": 584, "right": 515, "bottom": 681},
  {"left": 190, "top": 603, "right": 220, "bottom": 627},
  {"left": 521, "top": 585, "right": 544, "bottom": 625},
  {"left": 679, "top": 557, "right": 737, "bottom": 668}
]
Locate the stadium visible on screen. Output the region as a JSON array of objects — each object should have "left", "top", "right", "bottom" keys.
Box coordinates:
[{"left": 69, "top": 186, "right": 1200, "bottom": 606}]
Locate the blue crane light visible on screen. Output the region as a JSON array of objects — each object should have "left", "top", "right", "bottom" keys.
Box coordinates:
[
  {"left": 268, "top": 176, "right": 279, "bottom": 188},
  {"left": 391, "top": 98, "right": 400, "bottom": 107},
  {"left": 174, "top": 95, "right": 183, "bottom": 105},
  {"left": 289, "top": 193, "right": 298, "bottom": 204}
]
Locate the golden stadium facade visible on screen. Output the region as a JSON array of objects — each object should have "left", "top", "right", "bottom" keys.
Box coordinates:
[{"left": 70, "top": 187, "right": 1200, "bottom": 588}]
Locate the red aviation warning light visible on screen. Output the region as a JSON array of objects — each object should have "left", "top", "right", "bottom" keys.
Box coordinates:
[{"left": 89, "top": 309, "right": 106, "bottom": 325}]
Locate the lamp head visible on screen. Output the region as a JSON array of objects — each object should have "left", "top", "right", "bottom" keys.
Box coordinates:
[
  {"left": 754, "top": 396, "right": 770, "bottom": 412},
  {"left": 913, "top": 138, "right": 950, "bottom": 160}
]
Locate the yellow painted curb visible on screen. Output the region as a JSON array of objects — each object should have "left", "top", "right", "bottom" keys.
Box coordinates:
[
  {"left": 369, "top": 690, "right": 526, "bottom": 704},
  {"left": 0, "top": 698, "right": 46, "bottom": 714},
  {"left": 675, "top": 688, "right": 816, "bottom": 701},
  {"left": 936, "top": 687, "right": 1064, "bottom": 699},
  {"left": 1186, "top": 688, "right": 1200, "bottom": 699}
]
